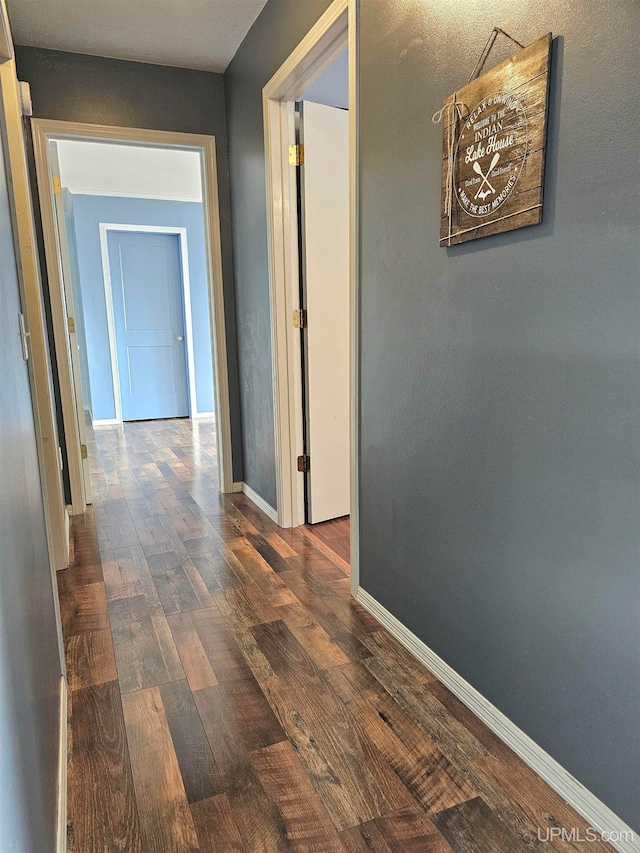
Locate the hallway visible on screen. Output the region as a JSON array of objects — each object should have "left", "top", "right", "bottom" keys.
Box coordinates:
[{"left": 59, "top": 419, "right": 614, "bottom": 852}]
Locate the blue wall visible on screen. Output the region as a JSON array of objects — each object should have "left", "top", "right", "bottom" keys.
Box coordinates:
[
  {"left": 298, "top": 48, "right": 348, "bottom": 110},
  {"left": 70, "top": 194, "right": 214, "bottom": 420}
]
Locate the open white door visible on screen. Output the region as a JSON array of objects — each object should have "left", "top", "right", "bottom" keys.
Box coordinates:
[
  {"left": 299, "top": 100, "right": 350, "bottom": 523},
  {"left": 48, "top": 141, "right": 92, "bottom": 504}
]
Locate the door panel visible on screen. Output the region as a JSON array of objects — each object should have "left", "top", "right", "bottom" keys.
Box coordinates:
[
  {"left": 128, "top": 346, "right": 176, "bottom": 395},
  {"left": 108, "top": 230, "right": 189, "bottom": 421},
  {"left": 49, "top": 141, "right": 92, "bottom": 503},
  {"left": 299, "top": 101, "right": 350, "bottom": 523},
  {"left": 120, "top": 241, "right": 173, "bottom": 328}
]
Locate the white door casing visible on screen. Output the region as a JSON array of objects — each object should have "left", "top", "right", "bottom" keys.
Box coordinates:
[
  {"left": 0, "top": 59, "right": 70, "bottom": 569},
  {"left": 31, "top": 120, "right": 235, "bottom": 495},
  {"left": 49, "top": 141, "right": 92, "bottom": 504},
  {"left": 262, "top": 0, "right": 359, "bottom": 592}
]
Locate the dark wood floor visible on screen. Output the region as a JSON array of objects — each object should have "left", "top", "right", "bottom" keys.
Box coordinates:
[
  {"left": 303, "top": 515, "right": 350, "bottom": 572},
  {"left": 59, "top": 417, "right": 614, "bottom": 852}
]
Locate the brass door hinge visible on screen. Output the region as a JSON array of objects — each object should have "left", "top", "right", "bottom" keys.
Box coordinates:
[
  {"left": 52, "top": 176, "right": 61, "bottom": 195},
  {"left": 18, "top": 312, "right": 30, "bottom": 361},
  {"left": 289, "top": 143, "right": 304, "bottom": 166},
  {"left": 293, "top": 308, "right": 307, "bottom": 329},
  {"left": 67, "top": 316, "right": 76, "bottom": 334},
  {"left": 80, "top": 444, "right": 88, "bottom": 460},
  {"left": 297, "top": 455, "right": 310, "bottom": 473}
]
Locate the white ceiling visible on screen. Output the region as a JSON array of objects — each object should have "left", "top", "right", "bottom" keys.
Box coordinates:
[
  {"left": 6, "top": 0, "right": 269, "bottom": 72},
  {"left": 56, "top": 141, "right": 203, "bottom": 201}
]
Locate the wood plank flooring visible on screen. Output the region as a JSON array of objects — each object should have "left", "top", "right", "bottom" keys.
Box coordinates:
[
  {"left": 302, "top": 515, "right": 350, "bottom": 572},
  {"left": 60, "top": 417, "right": 615, "bottom": 852}
]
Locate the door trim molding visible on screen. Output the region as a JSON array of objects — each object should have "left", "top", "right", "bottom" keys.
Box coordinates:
[
  {"left": 31, "top": 120, "right": 234, "bottom": 493},
  {"left": 0, "top": 0, "right": 12, "bottom": 61},
  {"left": 0, "top": 61, "right": 69, "bottom": 568},
  {"left": 50, "top": 142, "right": 93, "bottom": 504},
  {"left": 56, "top": 675, "right": 68, "bottom": 853},
  {"left": 32, "top": 128, "right": 87, "bottom": 514},
  {"left": 98, "top": 224, "right": 199, "bottom": 422},
  {"left": 356, "top": 586, "right": 639, "bottom": 853},
  {"left": 262, "top": 0, "right": 360, "bottom": 593}
]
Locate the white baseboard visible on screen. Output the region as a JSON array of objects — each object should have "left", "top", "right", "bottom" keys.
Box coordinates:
[
  {"left": 92, "top": 418, "right": 120, "bottom": 426},
  {"left": 240, "top": 482, "right": 278, "bottom": 523},
  {"left": 355, "top": 587, "right": 639, "bottom": 853},
  {"left": 56, "top": 675, "right": 68, "bottom": 853},
  {"left": 59, "top": 507, "right": 70, "bottom": 571},
  {"left": 192, "top": 411, "right": 215, "bottom": 419},
  {"left": 231, "top": 481, "right": 243, "bottom": 493}
]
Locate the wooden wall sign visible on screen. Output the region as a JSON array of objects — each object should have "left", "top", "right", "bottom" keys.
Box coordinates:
[{"left": 439, "top": 33, "right": 552, "bottom": 246}]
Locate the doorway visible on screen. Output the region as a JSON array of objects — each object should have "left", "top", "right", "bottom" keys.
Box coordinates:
[
  {"left": 105, "top": 229, "right": 189, "bottom": 421},
  {"left": 262, "top": 0, "right": 359, "bottom": 593},
  {"left": 32, "top": 122, "right": 234, "bottom": 518},
  {"left": 297, "top": 83, "right": 350, "bottom": 526},
  {"left": 101, "top": 225, "right": 197, "bottom": 423}
]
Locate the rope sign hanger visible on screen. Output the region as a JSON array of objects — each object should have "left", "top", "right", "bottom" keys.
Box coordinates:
[
  {"left": 432, "top": 27, "right": 525, "bottom": 125},
  {"left": 467, "top": 28, "right": 525, "bottom": 84}
]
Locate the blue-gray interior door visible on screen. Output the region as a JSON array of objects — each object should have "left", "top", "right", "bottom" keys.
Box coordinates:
[{"left": 108, "top": 230, "right": 189, "bottom": 421}]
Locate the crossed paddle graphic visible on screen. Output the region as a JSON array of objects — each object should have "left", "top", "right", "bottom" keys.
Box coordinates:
[{"left": 473, "top": 152, "right": 501, "bottom": 200}]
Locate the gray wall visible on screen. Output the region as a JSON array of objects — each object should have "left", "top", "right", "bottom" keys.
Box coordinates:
[
  {"left": 0, "top": 88, "right": 62, "bottom": 852},
  {"left": 224, "top": 0, "right": 334, "bottom": 507},
  {"left": 359, "top": 0, "right": 639, "bottom": 829},
  {"left": 14, "top": 46, "right": 243, "bottom": 479},
  {"left": 225, "top": 0, "right": 639, "bottom": 829}
]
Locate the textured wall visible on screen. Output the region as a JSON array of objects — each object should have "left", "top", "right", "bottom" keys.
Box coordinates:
[
  {"left": 15, "top": 46, "right": 243, "bottom": 478},
  {"left": 0, "top": 92, "right": 62, "bottom": 852},
  {"left": 224, "top": 0, "right": 334, "bottom": 507},
  {"left": 69, "top": 194, "right": 214, "bottom": 420},
  {"left": 359, "top": 0, "right": 640, "bottom": 828}
]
